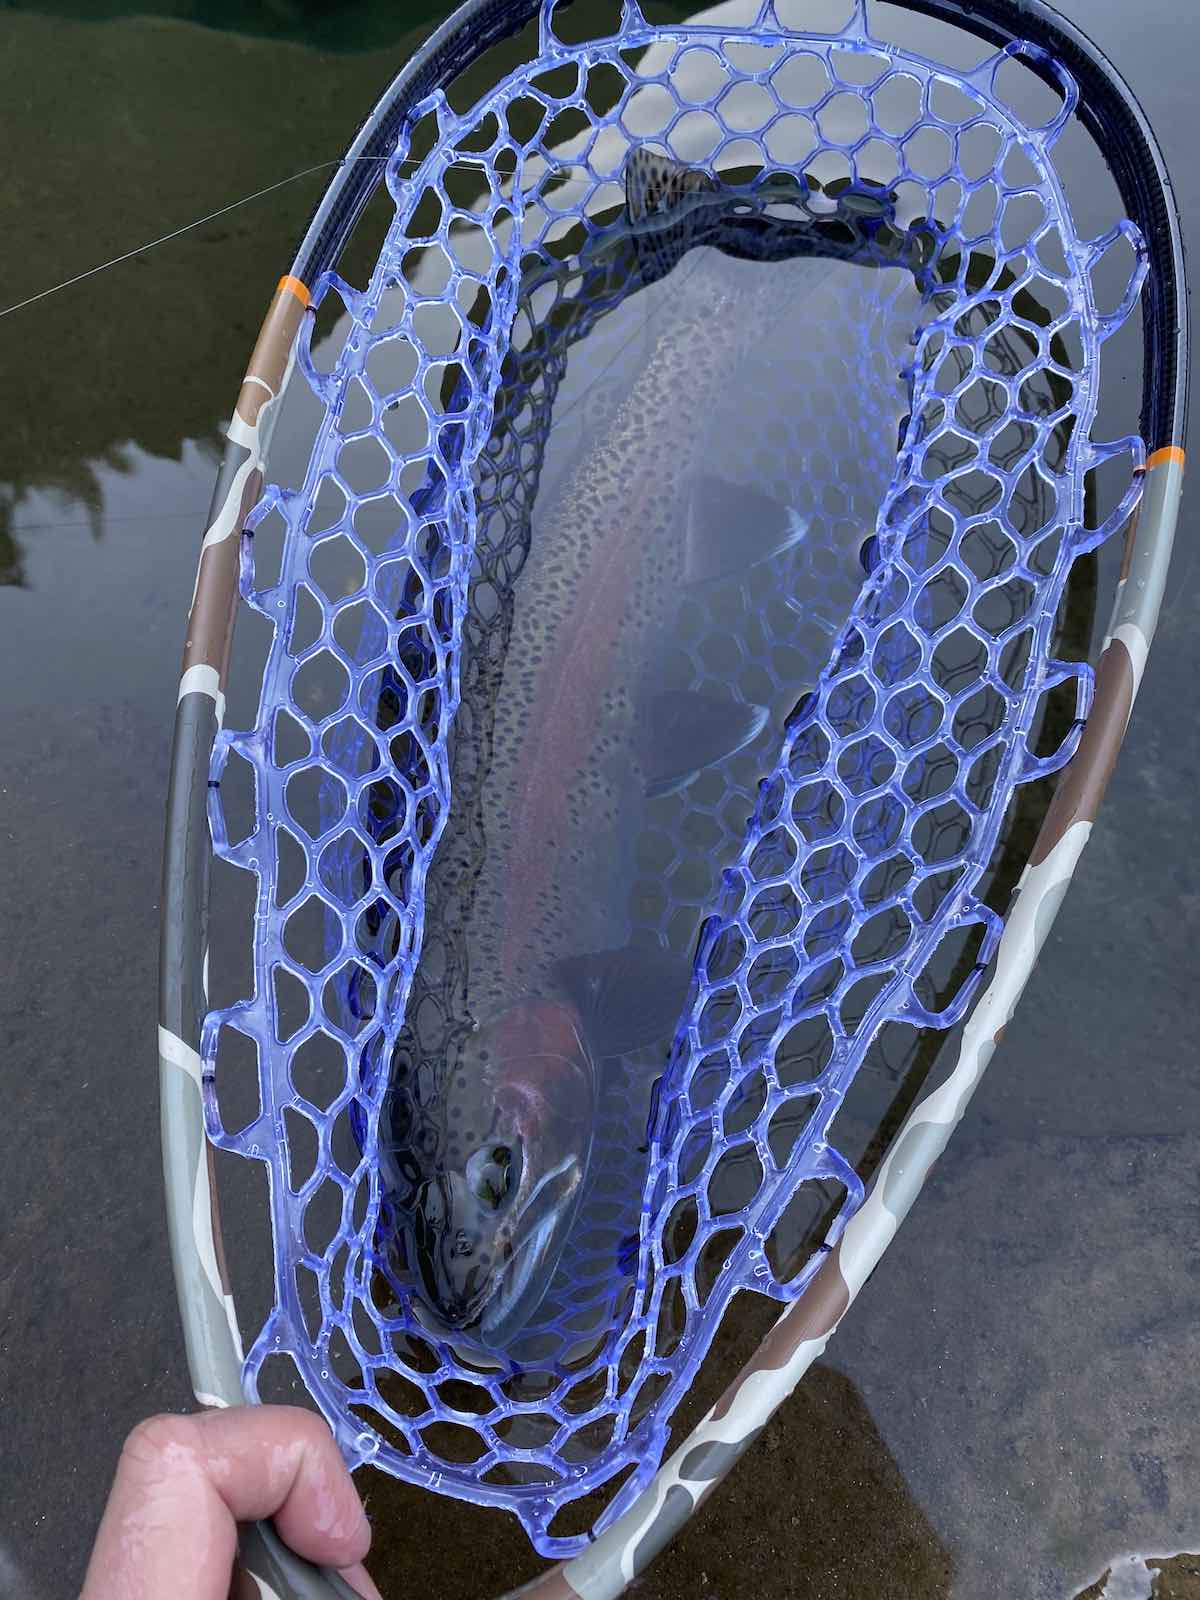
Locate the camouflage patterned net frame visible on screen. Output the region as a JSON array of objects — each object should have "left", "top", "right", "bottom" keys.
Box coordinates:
[
  {"left": 159, "top": 1, "right": 1186, "bottom": 1595},
  {"left": 217, "top": 3, "right": 1141, "bottom": 1531}
]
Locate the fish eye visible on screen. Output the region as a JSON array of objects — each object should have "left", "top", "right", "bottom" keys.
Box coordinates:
[{"left": 465, "top": 1143, "right": 517, "bottom": 1210}]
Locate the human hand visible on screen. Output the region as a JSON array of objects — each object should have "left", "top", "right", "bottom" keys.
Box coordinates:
[{"left": 80, "top": 1405, "right": 382, "bottom": 1600}]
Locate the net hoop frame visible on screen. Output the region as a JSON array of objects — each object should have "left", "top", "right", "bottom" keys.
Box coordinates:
[{"left": 157, "top": 1, "right": 1187, "bottom": 1595}]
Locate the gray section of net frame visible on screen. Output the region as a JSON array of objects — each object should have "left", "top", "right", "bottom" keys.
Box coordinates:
[{"left": 157, "top": 2, "right": 1187, "bottom": 1598}]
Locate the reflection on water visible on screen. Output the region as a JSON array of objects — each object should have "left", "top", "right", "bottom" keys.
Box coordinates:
[
  {"left": 0, "top": 505, "right": 25, "bottom": 587},
  {"left": 0, "top": 9, "right": 432, "bottom": 589},
  {"left": 8, "top": 0, "right": 511, "bottom": 51},
  {"left": 1074, "top": 1554, "right": 1200, "bottom": 1599}
]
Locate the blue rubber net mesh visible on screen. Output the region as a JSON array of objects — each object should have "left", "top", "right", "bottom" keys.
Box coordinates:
[{"left": 204, "top": 0, "right": 1146, "bottom": 1555}]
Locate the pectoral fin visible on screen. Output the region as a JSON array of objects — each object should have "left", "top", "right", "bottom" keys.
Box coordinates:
[
  {"left": 641, "top": 689, "right": 769, "bottom": 798},
  {"left": 555, "top": 942, "right": 692, "bottom": 1057},
  {"left": 686, "top": 473, "right": 809, "bottom": 584}
]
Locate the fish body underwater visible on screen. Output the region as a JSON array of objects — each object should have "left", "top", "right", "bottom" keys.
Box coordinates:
[{"left": 380, "top": 151, "right": 888, "bottom": 1349}]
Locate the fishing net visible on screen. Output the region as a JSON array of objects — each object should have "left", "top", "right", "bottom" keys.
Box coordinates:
[{"left": 197, "top": 0, "right": 1150, "bottom": 1559}]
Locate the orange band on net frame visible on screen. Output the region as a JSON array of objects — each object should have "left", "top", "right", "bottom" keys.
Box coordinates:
[{"left": 276, "top": 274, "right": 312, "bottom": 307}]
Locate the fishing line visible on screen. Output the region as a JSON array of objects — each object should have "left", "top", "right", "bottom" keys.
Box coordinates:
[
  {"left": 0, "top": 153, "right": 517, "bottom": 321},
  {"left": 4, "top": 131, "right": 711, "bottom": 468}
]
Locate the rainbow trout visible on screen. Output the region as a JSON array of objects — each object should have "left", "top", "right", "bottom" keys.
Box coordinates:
[{"left": 388, "top": 150, "right": 852, "bottom": 1347}]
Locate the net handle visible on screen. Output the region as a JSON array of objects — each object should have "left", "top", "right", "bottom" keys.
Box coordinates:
[{"left": 158, "top": 2, "right": 1187, "bottom": 1597}]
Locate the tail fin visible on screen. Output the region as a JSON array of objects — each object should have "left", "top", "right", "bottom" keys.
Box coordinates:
[
  {"left": 625, "top": 146, "right": 718, "bottom": 225},
  {"left": 625, "top": 147, "right": 721, "bottom": 284}
]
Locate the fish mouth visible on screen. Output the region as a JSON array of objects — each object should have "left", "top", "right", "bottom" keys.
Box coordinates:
[
  {"left": 407, "top": 1172, "right": 496, "bottom": 1333},
  {"left": 412, "top": 1267, "right": 492, "bottom": 1336},
  {"left": 407, "top": 1216, "right": 561, "bottom": 1346},
  {"left": 480, "top": 1156, "right": 587, "bottom": 1349},
  {"left": 406, "top": 1156, "right": 583, "bottom": 1348}
]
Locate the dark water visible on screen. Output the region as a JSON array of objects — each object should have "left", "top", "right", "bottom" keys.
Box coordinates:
[{"left": 0, "top": 3, "right": 1197, "bottom": 1598}]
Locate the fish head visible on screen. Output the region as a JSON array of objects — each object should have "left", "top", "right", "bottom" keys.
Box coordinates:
[
  {"left": 409, "top": 998, "right": 596, "bottom": 1347},
  {"left": 409, "top": 1153, "right": 521, "bottom": 1330}
]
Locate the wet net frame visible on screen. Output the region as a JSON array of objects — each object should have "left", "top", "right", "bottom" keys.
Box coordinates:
[{"left": 157, "top": 1, "right": 1187, "bottom": 1596}]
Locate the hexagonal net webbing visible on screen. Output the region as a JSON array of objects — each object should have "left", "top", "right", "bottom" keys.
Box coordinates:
[{"left": 201, "top": 0, "right": 1146, "bottom": 1556}]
